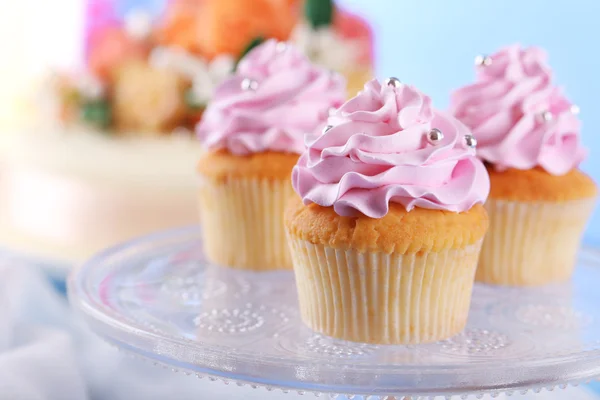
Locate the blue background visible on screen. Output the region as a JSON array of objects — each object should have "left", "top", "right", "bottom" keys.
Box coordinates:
[{"left": 118, "top": 0, "right": 600, "bottom": 240}]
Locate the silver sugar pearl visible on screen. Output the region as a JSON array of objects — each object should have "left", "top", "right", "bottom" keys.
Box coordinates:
[
  {"left": 540, "top": 110, "right": 553, "bottom": 122},
  {"left": 475, "top": 54, "right": 492, "bottom": 67},
  {"left": 427, "top": 128, "right": 444, "bottom": 145},
  {"left": 241, "top": 78, "right": 259, "bottom": 91},
  {"left": 323, "top": 125, "right": 333, "bottom": 134},
  {"left": 384, "top": 77, "right": 402, "bottom": 88},
  {"left": 570, "top": 104, "right": 580, "bottom": 115},
  {"left": 275, "top": 41, "right": 287, "bottom": 53},
  {"left": 464, "top": 134, "right": 477, "bottom": 148}
]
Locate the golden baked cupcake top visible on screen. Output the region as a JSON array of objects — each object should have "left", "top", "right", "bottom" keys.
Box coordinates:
[
  {"left": 285, "top": 197, "right": 488, "bottom": 254},
  {"left": 487, "top": 166, "right": 597, "bottom": 202},
  {"left": 198, "top": 150, "right": 299, "bottom": 181}
]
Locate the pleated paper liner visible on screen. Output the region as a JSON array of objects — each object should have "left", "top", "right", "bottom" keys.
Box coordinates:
[
  {"left": 477, "top": 198, "right": 595, "bottom": 286},
  {"left": 199, "top": 176, "right": 295, "bottom": 270},
  {"left": 287, "top": 237, "right": 483, "bottom": 344}
]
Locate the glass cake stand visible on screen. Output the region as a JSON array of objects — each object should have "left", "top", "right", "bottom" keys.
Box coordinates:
[{"left": 68, "top": 226, "right": 600, "bottom": 399}]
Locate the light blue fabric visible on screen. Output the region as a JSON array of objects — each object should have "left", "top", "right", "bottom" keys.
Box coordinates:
[{"left": 0, "top": 251, "right": 287, "bottom": 400}]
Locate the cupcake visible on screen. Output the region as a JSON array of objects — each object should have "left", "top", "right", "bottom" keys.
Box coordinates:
[
  {"left": 285, "top": 78, "right": 490, "bottom": 344},
  {"left": 451, "top": 45, "right": 597, "bottom": 286},
  {"left": 196, "top": 39, "right": 346, "bottom": 270}
]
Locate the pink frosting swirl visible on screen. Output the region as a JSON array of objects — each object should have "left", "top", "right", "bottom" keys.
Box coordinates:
[
  {"left": 196, "top": 40, "right": 346, "bottom": 155},
  {"left": 450, "top": 44, "right": 586, "bottom": 175},
  {"left": 292, "top": 79, "right": 490, "bottom": 218}
]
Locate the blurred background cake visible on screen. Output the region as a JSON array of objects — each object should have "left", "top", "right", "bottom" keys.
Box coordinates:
[
  {"left": 48, "top": 0, "right": 373, "bottom": 134},
  {"left": 0, "top": 0, "right": 374, "bottom": 270}
]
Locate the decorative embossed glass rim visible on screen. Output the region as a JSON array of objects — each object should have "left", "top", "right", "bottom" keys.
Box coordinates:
[{"left": 68, "top": 226, "right": 600, "bottom": 397}]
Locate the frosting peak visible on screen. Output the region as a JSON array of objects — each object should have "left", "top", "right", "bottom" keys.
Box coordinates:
[
  {"left": 451, "top": 44, "right": 586, "bottom": 175},
  {"left": 292, "top": 79, "right": 490, "bottom": 218},
  {"left": 196, "top": 40, "right": 346, "bottom": 155}
]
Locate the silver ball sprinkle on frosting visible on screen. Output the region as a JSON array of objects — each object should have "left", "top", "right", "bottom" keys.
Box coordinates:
[
  {"left": 570, "top": 104, "right": 580, "bottom": 115},
  {"left": 540, "top": 110, "right": 554, "bottom": 122},
  {"left": 275, "top": 41, "right": 287, "bottom": 53},
  {"left": 322, "top": 125, "right": 333, "bottom": 134},
  {"left": 464, "top": 134, "right": 477, "bottom": 148},
  {"left": 474, "top": 54, "right": 492, "bottom": 67},
  {"left": 427, "top": 128, "right": 444, "bottom": 145},
  {"left": 241, "top": 78, "right": 259, "bottom": 91},
  {"left": 384, "top": 77, "right": 402, "bottom": 88}
]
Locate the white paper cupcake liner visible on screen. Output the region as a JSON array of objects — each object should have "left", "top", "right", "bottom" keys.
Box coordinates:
[
  {"left": 287, "top": 237, "right": 483, "bottom": 344},
  {"left": 477, "top": 198, "right": 596, "bottom": 286},
  {"left": 199, "top": 176, "right": 295, "bottom": 270}
]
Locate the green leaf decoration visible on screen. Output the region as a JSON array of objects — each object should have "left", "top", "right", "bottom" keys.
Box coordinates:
[
  {"left": 80, "top": 99, "right": 112, "bottom": 130},
  {"left": 305, "top": 0, "right": 334, "bottom": 28},
  {"left": 235, "top": 36, "right": 265, "bottom": 70}
]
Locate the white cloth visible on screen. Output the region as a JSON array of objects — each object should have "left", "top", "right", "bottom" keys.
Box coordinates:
[
  {"left": 0, "top": 255, "right": 276, "bottom": 400},
  {"left": 0, "top": 253, "right": 597, "bottom": 400}
]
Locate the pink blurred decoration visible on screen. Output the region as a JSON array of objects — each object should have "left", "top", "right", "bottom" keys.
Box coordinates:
[
  {"left": 334, "top": 8, "right": 374, "bottom": 65},
  {"left": 85, "top": 0, "right": 120, "bottom": 59}
]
